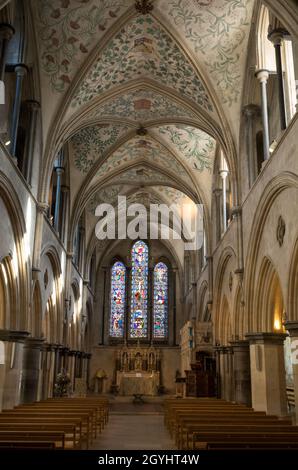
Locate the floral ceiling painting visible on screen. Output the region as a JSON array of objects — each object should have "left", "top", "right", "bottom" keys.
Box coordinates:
[
  {"left": 71, "top": 123, "right": 130, "bottom": 173},
  {"left": 156, "top": 125, "right": 216, "bottom": 172},
  {"left": 95, "top": 136, "right": 191, "bottom": 183},
  {"left": 107, "top": 166, "right": 175, "bottom": 185},
  {"left": 71, "top": 14, "right": 213, "bottom": 111},
  {"left": 85, "top": 88, "right": 197, "bottom": 123},
  {"left": 87, "top": 185, "right": 122, "bottom": 214},
  {"left": 36, "top": 0, "right": 132, "bottom": 92},
  {"left": 153, "top": 186, "right": 191, "bottom": 205},
  {"left": 157, "top": 0, "right": 254, "bottom": 106}
]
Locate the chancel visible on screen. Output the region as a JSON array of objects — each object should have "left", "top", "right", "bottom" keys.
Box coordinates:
[
  {"left": 115, "top": 342, "right": 161, "bottom": 396},
  {"left": 0, "top": 0, "right": 298, "bottom": 454}
]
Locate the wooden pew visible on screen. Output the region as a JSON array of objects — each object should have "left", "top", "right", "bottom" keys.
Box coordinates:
[
  {"left": 0, "top": 430, "right": 66, "bottom": 449},
  {"left": 0, "top": 441, "right": 56, "bottom": 449},
  {"left": 1, "top": 410, "right": 92, "bottom": 445},
  {"left": 164, "top": 397, "right": 298, "bottom": 451},
  {"left": 191, "top": 432, "right": 298, "bottom": 450},
  {"left": 0, "top": 422, "right": 80, "bottom": 449},
  {"left": 0, "top": 415, "right": 85, "bottom": 449}
]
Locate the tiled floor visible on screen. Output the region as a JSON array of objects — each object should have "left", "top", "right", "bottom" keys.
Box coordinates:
[{"left": 91, "top": 402, "right": 176, "bottom": 450}]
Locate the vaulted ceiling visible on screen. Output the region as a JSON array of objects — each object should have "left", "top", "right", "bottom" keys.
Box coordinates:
[{"left": 31, "top": 0, "right": 256, "bottom": 256}]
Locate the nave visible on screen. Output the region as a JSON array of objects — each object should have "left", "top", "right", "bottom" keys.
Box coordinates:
[
  {"left": 90, "top": 399, "right": 174, "bottom": 451},
  {"left": 0, "top": 0, "right": 298, "bottom": 455}
]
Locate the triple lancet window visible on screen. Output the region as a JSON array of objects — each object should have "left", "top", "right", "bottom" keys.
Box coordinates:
[{"left": 109, "top": 241, "right": 168, "bottom": 341}]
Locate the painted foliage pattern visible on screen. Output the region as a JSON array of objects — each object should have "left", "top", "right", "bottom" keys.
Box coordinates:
[
  {"left": 71, "top": 15, "right": 212, "bottom": 111},
  {"left": 158, "top": 125, "right": 215, "bottom": 172},
  {"left": 163, "top": 0, "right": 254, "bottom": 106},
  {"left": 88, "top": 186, "right": 121, "bottom": 214},
  {"left": 96, "top": 136, "right": 189, "bottom": 181},
  {"left": 71, "top": 124, "right": 130, "bottom": 173},
  {"left": 36, "top": 0, "right": 131, "bottom": 92},
  {"left": 104, "top": 166, "right": 171, "bottom": 185},
  {"left": 130, "top": 241, "right": 148, "bottom": 338},
  {"left": 154, "top": 186, "right": 189, "bottom": 204},
  {"left": 110, "top": 261, "right": 126, "bottom": 337},
  {"left": 88, "top": 88, "right": 197, "bottom": 122},
  {"left": 153, "top": 262, "right": 168, "bottom": 338}
]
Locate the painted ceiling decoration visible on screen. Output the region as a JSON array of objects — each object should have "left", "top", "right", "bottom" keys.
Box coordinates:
[
  {"left": 70, "top": 14, "right": 213, "bottom": 112},
  {"left": 107, "top": 165, "right": 175, "bottom": 185},
  {"left": 84, "top": 88, "right": 197, "bottom": 123},
  {"left": 156, "top": 0, "right": 254, "bottom": 106},
  {"left": 88, "top": 185, "right": 122, "bottom": 214},
  {"left": 135, "top": 0, "right": 154, "bottom": 15},
  {"left": 95, "top": 135, "right": 190, "bottom": 182},
  {"left": 153, "top": 186, "right": 191, "bottom": 204},
  {"left": 36, "top": 0, "right": 132, "bottom": 92},
  {"left": 88, "top": 186, "right": 165, "bottom": 215},
  {"left": 71, "top": 123, "right": 131, "bottom": 173},
  {"left": 156, "top": 125, "right": 216, "bottom": 172}
]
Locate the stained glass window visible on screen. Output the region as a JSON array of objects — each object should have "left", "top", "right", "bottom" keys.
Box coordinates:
[
  {"left": 153, "top": 262, "right": 168, "bottom": 338},
  {"left": 110, "top": 261, "right": 126, "bottom": 337},
  {"left": 130, "top": 241, "right": 148, "bottom": 338}
]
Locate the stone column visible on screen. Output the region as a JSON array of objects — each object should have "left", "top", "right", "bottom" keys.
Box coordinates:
[
  {"left": 40, "top": 343, "right": 55, "bottom": 400},
  {"left": 268, "top": 29, "right": 288, "bottom": 130},
  {"left": 60, "top": 185, "right": 69, "bottom": 244},
  {"left": 226, "top": 346, "right": 235, "bottom": 402},
  {"left": 246, "top": 332, "right": 288, "bottom": 416},
  {"left": 0, "top": 23, "right": 14, "bottom": 103},
  {"left": 219, "top": 172, "right": 228, "bottom": 233},
  {"left": 21, "top": 337, "right": 45, "bottom": 403},
  {"left": 52, "top": 344, "right": 63, "bottom": 396},
  {"left": 86, "top": 353, "right": 91, "bottom": 391},
  {"left": 0, "top": 330, "right": 29, "bottom": 410},
  {"left": 10, "top": 63, "right": 28, "bottom": 158},
  {"left": 213, "top": 188, "right": 222, "bottom": 242},
  {"left": 255, "top": 69, "right": 270, "bottom": 161},
  {"left": 284, "top": 321, "right": 298, "bottom": 424},
  {"left": 61, "top": 347, "right": 70, "bottom": 372},
  {"left": 218, "top": 346, "right": 234, "bottom": 402},
  {"left": 68, "top": 350, "right": 76, "bottom": 393},
  {"left": 230, "top": 340, "right": 251, "bottom": 406},
  {"left": 213, "top": 345, "right": 221, "bottom": 398},
  {"left": 242, "top": 104, "right": 261, "bottom": 187},
  {"left": 215, "top": 346, "right": 226, "bottom": 399},
  {"left": 54, "top": 166, "right": 64, "bottom": 233},
  {"left": 23, "top": 99, "right": 40, "bottom": 184}
]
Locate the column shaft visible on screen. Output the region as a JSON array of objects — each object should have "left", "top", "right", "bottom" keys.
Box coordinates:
[
  {"left": 284, "top": 322, "right": 298, "bottom": 424},
  {"left": 24, "top": 100, "right": 40, "bottom": 183},
  {"left": 54, "top": 167, "right": 64, "bottom": 233},
  {"left": 268, "top": 29, "right": 288, "bottom": 130},
  {"left": 230, "top": 340, "right": 251, "bottom": 406},
  {"left": 21, "top": 337, "right": 44, "bottom": 404},
  {"left": 246, "top": 332, "right": 288, "bottom": 416},
  {"left": 0, "top": 23, "right": 15, "bottom": 81},
  {"left": 255, "top": 69, "right": 270, "bottom": 161},
  {"left": 10, "top": 64, "right": 27, "bottom": 157}
]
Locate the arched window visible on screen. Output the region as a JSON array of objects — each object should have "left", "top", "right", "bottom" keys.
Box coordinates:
[
  {"left": 153, "top": 262, "right": 168, "bottom": 339},
  {"left": 110, "top": 261, "right": 126, "bottom": 338},
  {"left": 130, "top": 241, "right": 148, "bottom": 338},
  {"left": 109, "top": 242, "right": 170, "bottom": 342}
]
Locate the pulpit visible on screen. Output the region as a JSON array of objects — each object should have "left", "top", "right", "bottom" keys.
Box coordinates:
[
  {"left": 114, "top": 343, "right": 161, "bottom": 396},
  {"left": 185, "top": 352, "right": 216, "bottom": 397}
]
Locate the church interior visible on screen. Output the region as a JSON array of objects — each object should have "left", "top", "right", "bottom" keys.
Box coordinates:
[{"left": 0, "top": 0, "right": 298, "bottom": 453}]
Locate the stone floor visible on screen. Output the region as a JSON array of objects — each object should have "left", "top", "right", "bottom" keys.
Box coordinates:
[{"left": 91, "top": 400, "right": 176, "bottom": 450}]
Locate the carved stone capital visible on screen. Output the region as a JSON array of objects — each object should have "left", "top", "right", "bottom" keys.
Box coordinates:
[{"left": 0, "top": 23, "right": 15, "bottom": 40}]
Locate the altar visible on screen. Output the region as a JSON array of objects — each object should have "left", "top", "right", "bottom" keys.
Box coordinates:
[
  {"left": 113, "top": 343, "right": 161, "bottom": 396},
  {"left": 117, "top": 371, "right": 160, "bottom": 396}
]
